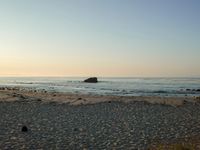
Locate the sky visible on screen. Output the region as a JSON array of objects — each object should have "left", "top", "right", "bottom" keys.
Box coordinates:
[{"left": 0, "top": 0, "right": 200, "bottom": 77}]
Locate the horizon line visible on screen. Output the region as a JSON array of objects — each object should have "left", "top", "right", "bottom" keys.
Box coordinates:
[{"left": 0, "top": 76, "right": 199, "bottom": 78}]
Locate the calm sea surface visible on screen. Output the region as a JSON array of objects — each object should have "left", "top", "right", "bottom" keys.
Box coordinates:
[{"left": 0, "top": 77, "right": 200, "bottom": 97}]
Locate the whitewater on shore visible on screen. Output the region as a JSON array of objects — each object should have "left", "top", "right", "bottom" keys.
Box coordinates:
[{"left": 0, "top": 77, "right": 200, "bottom": 97}]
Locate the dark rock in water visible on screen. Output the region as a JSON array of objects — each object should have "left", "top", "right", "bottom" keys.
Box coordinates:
[
  {"left": 196, "top": 89, "right": 200, "bottom": 92},
  {"left": 84, "top": 77, "right": 98, "bottom": 83},
  {"left": 21, "top": 126, "right": 28, "bottom": 132},
  {"left": 186, "top": 89, "right": 191, "bottom": 91},
  {"left": 108, "top": 101, "right": 111, "bottom": 103}
]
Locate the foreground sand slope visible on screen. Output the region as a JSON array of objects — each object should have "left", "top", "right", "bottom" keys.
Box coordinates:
[{"left": 1, "top": 87, "right": 200, "bottom": 149}]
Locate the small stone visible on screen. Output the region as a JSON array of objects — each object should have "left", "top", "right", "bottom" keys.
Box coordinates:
[
  {"left": 21, "top": 145, "right": 26, "bottom": 149},
  {"left": 113, "top": 142, "right": 117, "bottom": 146},
  {"left": 10, "top": 137, "right": 17, "bottom": 140},
  {"left": 195, "top": 96, "right": 200, "bottom": 101},
  {"left": 50, "top": 127, "right": 54, "bottom": 131},
  {"left": 20, "top": 95, "right": 26, "bottom": 99},
  {"left": 21, "top": 126, "right": 28, "bottom": 132},
  {"left": 73, "top": 128, "right": 78, "bottom": 132},
  {"left": 10, "top": 130, "right": 14, "bottom": 134},
  {"left": 12, "top": 93, "right": 17, "bottom": 97},
  {"left": 0, "top": 87, "right": 5, "bottom": 90}
]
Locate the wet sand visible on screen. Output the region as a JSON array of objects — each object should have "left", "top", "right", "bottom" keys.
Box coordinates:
[
  {"left": 0, "top": 87, "right": 199, "bottom": 106},
  {"left": 0, "top": 87, "right": 200, "bottom": 149}
]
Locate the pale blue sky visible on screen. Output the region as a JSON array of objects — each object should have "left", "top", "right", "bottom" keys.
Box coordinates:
[{"left": 0, "top": 0, "right": 200, "bottom": 77}]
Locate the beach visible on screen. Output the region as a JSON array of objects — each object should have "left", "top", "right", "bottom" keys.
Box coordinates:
[
  {"left": 0, "top": 87, "right": 200, "bottom": 149},
  {"left": 1, "top": 0, "right": 200, "bottom": 149}
]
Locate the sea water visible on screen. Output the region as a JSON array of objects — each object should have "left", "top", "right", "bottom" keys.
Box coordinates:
[{"left": 0, "top": 77, "right": 200, "bottom": 97}]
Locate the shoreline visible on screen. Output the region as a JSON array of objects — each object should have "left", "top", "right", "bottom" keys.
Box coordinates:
[{"left": 0, "top": 86, "right": 199, "bottom": 106}]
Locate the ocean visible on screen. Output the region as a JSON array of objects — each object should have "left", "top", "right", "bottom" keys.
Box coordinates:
[{"left": 0, "top": 77, "right": 200, "bottom": 97}]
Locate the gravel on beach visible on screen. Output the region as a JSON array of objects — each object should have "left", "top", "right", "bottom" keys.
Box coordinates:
[{"left": 0, "top": 100, "right": 200, "bottom": 149}]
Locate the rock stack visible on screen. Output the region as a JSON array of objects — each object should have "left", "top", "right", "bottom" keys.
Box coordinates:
[{"left": 84, "top": 77, "right": 98, "bottom": 83}]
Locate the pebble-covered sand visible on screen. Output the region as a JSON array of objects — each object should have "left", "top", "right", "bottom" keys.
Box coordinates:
[{"left": 1, "top": 95, "right": 200, "bottom": 149}]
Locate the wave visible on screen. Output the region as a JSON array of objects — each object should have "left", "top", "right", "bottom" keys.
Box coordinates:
[{"left": 153, "top": 90, "right": 168, "bottom": 93}]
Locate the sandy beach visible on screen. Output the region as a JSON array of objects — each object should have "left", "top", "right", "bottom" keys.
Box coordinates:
[
  {"left": 0, "top": 87, "right": 200, "bottom": 149},
  {"left": 1, "top": 0, "right": 200, "bottom": 149}
]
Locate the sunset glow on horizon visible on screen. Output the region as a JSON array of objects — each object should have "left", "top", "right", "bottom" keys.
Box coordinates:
[{"left": 0, "top": 0, "right": 200, "bottom": 77}]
